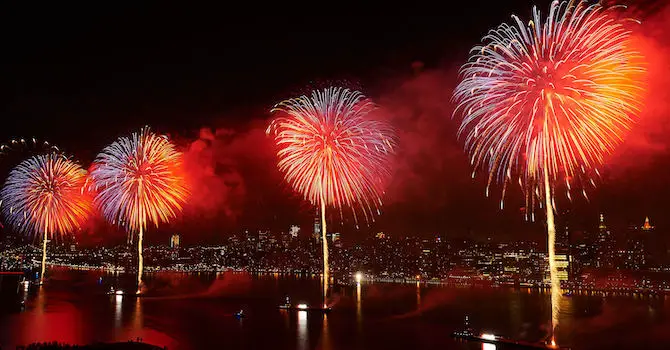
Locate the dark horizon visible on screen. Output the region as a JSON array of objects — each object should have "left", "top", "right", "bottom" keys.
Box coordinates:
[{"left": 1, "top": 1, "right": 670, "bottom": 246}]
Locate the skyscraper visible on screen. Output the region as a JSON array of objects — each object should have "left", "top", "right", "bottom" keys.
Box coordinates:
[
  {"left": 639, "top": 217, "right": 666, "bottom": 268},
  {"left": 289, "top": 225, "right": 300, "bottom": 239},
  {"left": 641, "top": 217, "right": 654, "bottom": 232},
  {"left": 170, "top": 233, "right": 181, "bottom": 248},
  {"left": 596, "top": 214, "right": 615, "bottom": 269},
  {"left": 625, "top": 220, "right": 647, "bottom": 270},
  {"left": 554, "top": 210, "right": 571, "bottom": 281}
]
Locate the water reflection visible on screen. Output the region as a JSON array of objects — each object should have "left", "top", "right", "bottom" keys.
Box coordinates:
[
  {"left": 509, "top": 290, "right": 521, "bottom": 328},
  {"left": 21, "top": 280, "right": 29, "bottom": 303},
  {"left": 557, "top": 290, "right": 574, "bottom": 343},
  {"left": 3, "top": 271, "right": 670, "bottom": 349},
  {"left": 482, "top": 343, "right": 497, "bottom": 350},
  {"left": 113, "top": 294, "right": 123, "bottom": 329},
  {"left": 131, "top": 298, "right": 143, "bottom": 334},
  {"left": 356, "top": 281, "right": 362, "bottom": 331},
  {"left": 24, "top": 285, "right": 83, "bottom": 345},
  {"left": 297, "top": 310, "right": 308, "bottom": 350},
  {"left": 320, "top": 314, "right": 332, "bottom": 350}
]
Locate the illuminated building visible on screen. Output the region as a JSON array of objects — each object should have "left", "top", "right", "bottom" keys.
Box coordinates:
[
  {"left": 640, "top": 216, "right": 666, "bottom": 267},
  {"left": 595, "top": 214, "right": 614, "bottom": 269},
  {"left": 553, "top": 254, "right": 569, "bottom": 282},
  {"left": 289, "top": 225, "right": 300, "bottom": 238},
  {"left": 170, "top": 234, "right": 180, "bottom": 249},
  {"left": 419, "top": 239, "right": 437, "bottom": 277},
  {"left": 328, "top": 232, "right": 342, "bottom": 248},
  {"left": 257, "top": 230, "right": 270, "bottom": 251},
  {"left": 555, "top": 210, "right": 571, "bottom": 280},
  {"left": 258, "top": 230, "right": 269, "bottom": 242},
  {"left": 283, "top": 225, "right": 300, "bottom": 247},
  {"left": 625, "top": 223, "right": 646, "bottom": 270}
]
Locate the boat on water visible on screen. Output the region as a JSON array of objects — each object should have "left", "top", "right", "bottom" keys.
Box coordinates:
[
  {"left": 452, "top": 331, "right": 566, "bottom": 349},
  {"left": 106, "top": 287, "right": 146, "bottom": 297},
  {"left": 107, "top": 287, "right": 121, "bottom": 295},
  {"left": 452, "top": 316, "right": 568, "bottom": 349},
  {"left": 234, "top": 310, "right": 246, "bottom": 319},
  {"left": 278, "top": 296, "right": 331, "bottom": 313}
]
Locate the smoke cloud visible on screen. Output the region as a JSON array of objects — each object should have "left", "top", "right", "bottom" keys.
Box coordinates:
[{"left": 178, "top": 119, "right": 307, "bottom": 242}]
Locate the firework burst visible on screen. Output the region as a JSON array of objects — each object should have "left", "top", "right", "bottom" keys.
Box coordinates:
[
  {"left": 453, "top": 0, "right": 645, "bottom": 341},
  {"left": 1, "top": 153, "right": 92, "bottom": 283},
  {"left": 268, "top": 87, "right": 395, "bottom": 306},
  {"left": 89, "top": 127, "right": 187, "bottom": 293},
  {"left": 453, "top": 0, "right": 645, "bottom": 209},
  {"left": 267, "top": 87, "right": 395, "bottom": 222}
]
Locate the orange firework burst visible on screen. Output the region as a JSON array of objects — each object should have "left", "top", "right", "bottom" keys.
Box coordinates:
[
  {"left": 1, "top": 153, "right": 92, "bottom": 283},
  {"left": 89, "top": 127, "right": 188, "bottom": 293},
  {"left": 2, "top": 153, "right": 91, "bottom": 236}
]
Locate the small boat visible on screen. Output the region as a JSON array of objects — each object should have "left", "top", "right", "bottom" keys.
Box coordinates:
[
  {"left": 107, "top": 287, "right": 124, "bottom": 296},
  {"left": 234, "top": 310, "right": 245, "bottom": 319},
  {"left": 107, "top": 288, "right": 145, "bottom": 297},
  {"left": 452, "top": 330, "right": 566, "bottom": 349},
  {"left": 278, "top": 297, "right": 331, "bottom": 313},
  {"left": 452, "top": 316, "right": 569, "bottom": 349}
]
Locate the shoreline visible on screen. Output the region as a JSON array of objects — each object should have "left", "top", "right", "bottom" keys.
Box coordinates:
[{"left": 11, "top": 264, "right": 668, "bottom": 297}]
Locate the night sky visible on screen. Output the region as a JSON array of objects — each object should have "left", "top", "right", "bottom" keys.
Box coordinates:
[{"left": 1, "top": 1, "right": 669, "bottom": 245}]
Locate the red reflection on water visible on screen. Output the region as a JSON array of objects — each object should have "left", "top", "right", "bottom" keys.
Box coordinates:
[
  {"left": 114, "top": 298, "right": 178, "bottom": 349},
  {"left": 319, "top": 314, "right": 332, "bottom": 350},
  {"left": 14, "top": 286, "right": 83, "bottom": 346}
]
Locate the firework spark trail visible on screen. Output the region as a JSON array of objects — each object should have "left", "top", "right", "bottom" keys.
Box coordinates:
[
  {"left": 453, "top": 0, "right": 646, "bottom": 342},
  {"left": 0, "top": 153, "right": 92, "bottom": 284},
  {"left": 90, "top": 127, "right": 188, "bottom": 294},
  {"left": 267, "top": 87, "right": 395, "bottom": 306}
]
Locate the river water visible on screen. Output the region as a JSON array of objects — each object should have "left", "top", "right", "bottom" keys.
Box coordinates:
[{"left": 0, "top": 269, "right": 668, "bottom": 349}]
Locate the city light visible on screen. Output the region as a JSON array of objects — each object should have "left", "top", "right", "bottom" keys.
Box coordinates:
[
  {"left": 297, "top": 304, "right": 308, "bottom": 310},
  {"left": 1, "top": 213, "right": 668, "bottom": 297},
  {"left": 481, "top": 333, "right": 496, "bottom": 341},
  {"left": 355, "top": 272, "right": 363, "bottom": 284}
]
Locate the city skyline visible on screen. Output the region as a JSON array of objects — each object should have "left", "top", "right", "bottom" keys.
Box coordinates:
[{"left": 3, "top": 212, "right": 669, "bottom": 292}]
